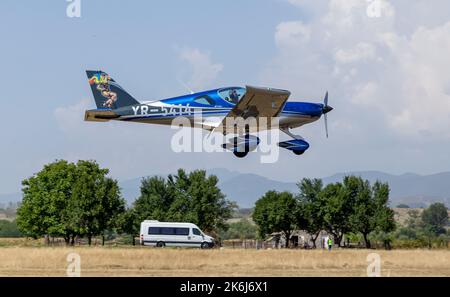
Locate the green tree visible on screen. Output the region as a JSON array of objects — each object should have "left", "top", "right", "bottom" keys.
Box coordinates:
[
  {"left": 118, "top": 208, "right": 140, "bottom": 245},
  {"left": 68, "top": 160, "right": 125, "bottom": 246},
  {"left": 371, "top": 181, "right": 396, "bottom": 249},
  {"left": 421, "top": 203, "right": 448, "bottom": 235},
  {"left": 17, "top": 160, "right": 125, "bottom": 246},
  {"left": 252, "top": 191, "right": 297, "bottom": 248},
  {"left": 17, "top": 160, "right": 78, "bottom": 244},
  {"left": 219, "top": 219, "right": 258, "bottom": 240},
  {"left": 346, "top": 176, "right": 375, "bottom": 248},
  {"left": 131, "top": 169, "right": 235, "bottom": 236},
  {"left": 345, "top": 178, "right": 396, "bottom": 248},
  {"left": 319, "top": 182, "right": 353, "bottom": 247},
  {"left": 133, "top": 176, "right": 174, "bottom": 222},
  {"left": 167, "top": 169, "right": 236, "bottom": 233},
  {"left": 296, "top": 178, "right": 324, "bottom": 248},
  {"left": 0, "top": 220, "right": 22, "bottom": 237}
]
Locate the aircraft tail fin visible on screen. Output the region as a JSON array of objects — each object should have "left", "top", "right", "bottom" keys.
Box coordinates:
[{"left": 86, "top": 70, "right": 140, "bottom": 109}]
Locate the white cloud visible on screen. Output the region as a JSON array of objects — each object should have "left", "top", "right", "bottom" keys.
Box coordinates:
[
  {"left": 334, "top": 42, "right": 375, "bottom": 64},
  {"left": 275, "top": 21, "right": 311, "bottom": 49},
  {"left": 262, "top": 0, "right": 450, "bottom": 140},
  {"left": 178, "top": 47, "right": 224, "bottom": 90}
]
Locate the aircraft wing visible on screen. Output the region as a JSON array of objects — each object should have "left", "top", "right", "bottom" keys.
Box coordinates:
[{"left": 215, "top": 85, "right": 291, "bottom": 134}]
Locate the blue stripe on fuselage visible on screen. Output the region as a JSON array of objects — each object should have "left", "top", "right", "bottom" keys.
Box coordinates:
[{"left": 119, "top": 102, "right": 323, "bottom": 121}]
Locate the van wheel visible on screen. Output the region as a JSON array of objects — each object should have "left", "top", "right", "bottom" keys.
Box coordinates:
[
  {"left": 201, "top": 242, "right": 210, "bottom": 249},
  {"left": 156, "top": 241, "right": 165, "bottom": 248}
]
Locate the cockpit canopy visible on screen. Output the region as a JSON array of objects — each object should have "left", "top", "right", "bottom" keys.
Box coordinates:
[{"left": 218, "top": 87, "right": 246, "bottom": 105}]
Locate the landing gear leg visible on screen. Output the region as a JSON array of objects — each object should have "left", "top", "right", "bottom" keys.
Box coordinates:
[{"left": 280, "top": 127, "right": 304, "bottom": 140}]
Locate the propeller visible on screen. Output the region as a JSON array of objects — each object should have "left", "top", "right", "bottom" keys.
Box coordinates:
[{"left": 322, "top": 91, "right": 333, "bottom": 138}]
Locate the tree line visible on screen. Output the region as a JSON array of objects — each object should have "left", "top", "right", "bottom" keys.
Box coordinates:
[
  {"left": 16, "top": 160, "right": 235, "bottom": 245},
  {"left": 13, "top": 160, "right": 449, "bottom": 248},
  {"left": 395, "top": 203, "right": 449, "bottom": 248},
  {"left": 252, "top": 177, "right": 396, "bottom": 248},
  {"left": 252, "top": 177, "right": 449, "bottom": 249}
]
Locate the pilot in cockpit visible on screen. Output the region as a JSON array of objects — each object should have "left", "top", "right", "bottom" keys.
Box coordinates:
[{"left": 228, "top": 89, "right": 240, "bottom": 104}]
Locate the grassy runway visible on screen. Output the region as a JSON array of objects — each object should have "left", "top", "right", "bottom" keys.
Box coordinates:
[{"left": 0, "top": 245, "right": 449, "bottom": 276}]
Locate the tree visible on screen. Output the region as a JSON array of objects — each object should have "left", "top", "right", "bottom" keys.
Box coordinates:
[
  {"left": 219, "top": 219, "right": 258, "bottom": 240},
  {"left": 346, "top": 176, "right": 375, "bottom": 248},
  {"left": 17, "top": 160, "right": 125, "bottom": 246},
  {"left": 296, "top": 178, "right": 324, "bottom": 248},
  {"left": 320, "top": 177, "right": 396, "bottom": 249},
  {"left": 421, "top": 203, "right": 449, "bottom": 235},
  {"left": 131, "top": 169, "right": 235, "bottom": 236},
  {"left": 371, "top": 181, "right": 396, "bottom": 249},
  {"left": 0, "top": 220, "right": 22, "bottom": 237},
  {"left": 133, "top": 176, "right": 174, "bottom": 223},
  {"left": 396, "top": 204, "right": 410, "bottom": 208},
  {"left": 167, "top": 169, "right": 236, "bottom": 233},
  {"left": 68, "top": 160, "right": 125, "bottom": 246},
  {"left": 17, "top": 160, "right": 78, "bottom": 244},
  {"left": 252, "top": 191, "right": 297, "bottom": 248},
  {"left": 118, "top": 208, "right": 140, "bottom": 245},
  {"left": 319, "top": 182, "right": 353, "bottom": 247}
]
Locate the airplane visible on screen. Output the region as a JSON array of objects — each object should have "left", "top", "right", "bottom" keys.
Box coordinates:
[{"left": 84, "top": 70, "right": 333, "bottom": 158}]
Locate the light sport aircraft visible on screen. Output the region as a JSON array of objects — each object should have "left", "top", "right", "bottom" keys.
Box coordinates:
[{"left": 84, "top": 70, "right": 333, "bottom": 158}]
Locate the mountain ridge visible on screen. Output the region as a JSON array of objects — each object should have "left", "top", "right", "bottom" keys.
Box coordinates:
[{"left": 2, "top": 169, "right": 449, "bottom": 208}]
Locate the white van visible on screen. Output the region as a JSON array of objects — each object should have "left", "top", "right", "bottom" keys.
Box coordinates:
[{"left": 139, "top": 220, "right": 215, "bottom": 249}]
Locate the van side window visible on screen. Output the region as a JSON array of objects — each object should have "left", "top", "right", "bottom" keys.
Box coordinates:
[
  {"left": 175, "top": 228, "right": 189, "bottom": 236},
  {"left": 148, "top": 227, "right": 159, "bottom": 235},
  {"left": 148, "top": 227, "right": 189, "bottom": 236},
  {"left": 193, "top": 228, "right": 201, "bottom": 236},
  {"left": 161, "top": 227, "right": 174, "bottom": 235}
]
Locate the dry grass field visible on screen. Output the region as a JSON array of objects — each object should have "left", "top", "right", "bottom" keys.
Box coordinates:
[{"left": 0, "top": 246, "right": 449, "bottom": 277}]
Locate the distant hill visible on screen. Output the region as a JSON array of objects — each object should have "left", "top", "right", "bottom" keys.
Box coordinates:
[
  {"left": 3, "top": 169, "right": 450, "bottom": 208},
  {"left": 0, "top": 193, "right": 21, "bottom": 207},
  {"left": 323, "top": 171, "right": 450, "bottom": 208},
  {"left": 118, "top": 169, "right": 450, "bottom": 208}
]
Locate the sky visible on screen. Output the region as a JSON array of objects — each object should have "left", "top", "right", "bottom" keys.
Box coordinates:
[{"left": 1, "top": 0, "right": 450, "bottom": 194}]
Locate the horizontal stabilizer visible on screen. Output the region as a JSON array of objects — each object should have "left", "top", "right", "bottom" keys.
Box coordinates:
[{"left": 84, "top": 109, "right": 119, "bottom": 122}]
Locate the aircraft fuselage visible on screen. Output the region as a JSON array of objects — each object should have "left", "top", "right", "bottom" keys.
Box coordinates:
[{"left": 107, "top": 87, "right": 325, "bottom": 132}]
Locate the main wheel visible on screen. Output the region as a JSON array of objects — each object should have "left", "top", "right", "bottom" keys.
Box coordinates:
[
  {"left": 293, "top": 150, "right": 305, "bottom": 155},
  {"left": 201, "top": 242, "right": 211, "bottom": 249},
  {"left": 156, "top": 241, "right": 165, "bottom": 248},
  {"left": 233, "top": 151, "right": 248, "bottom": 158}
]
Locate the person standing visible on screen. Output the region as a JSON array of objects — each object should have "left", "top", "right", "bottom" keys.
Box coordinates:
[{"left": 327, "top": 237, "right": 333, "bottom": 251}]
